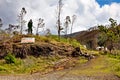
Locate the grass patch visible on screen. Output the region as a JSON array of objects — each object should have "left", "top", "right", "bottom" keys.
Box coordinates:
[
  {"left": 0, "top": 55, "right": 89, "bottom": 75},
  {"left": 68, "top": 55, "right": 120, "bottom": 76},
  {"left": 0, "top": 55, "right": 62, "bottom": 74},
  {"left": 76, "top": 56, "right": 88, "bottom": 64},
  {"left": 4, "top": 53, "right": 17, "bottom": 64},
  {"left": 106, "top": 53, "right": 120, "bottom": 77},
  {"left": 34, "top": 35, "right": 85, "bottom": 48}
]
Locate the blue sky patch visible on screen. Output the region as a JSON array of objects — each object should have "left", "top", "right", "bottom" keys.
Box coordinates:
[{"left": 96, "top": 0, "right": 120, "bottom": 6}]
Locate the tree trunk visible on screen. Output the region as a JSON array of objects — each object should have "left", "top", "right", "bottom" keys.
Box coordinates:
[{"left": 57, "top": 0, "right": 62, "bottom": 41}]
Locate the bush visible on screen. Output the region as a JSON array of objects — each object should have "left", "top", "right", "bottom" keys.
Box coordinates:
[{"left": 4, "top": 53, "right": 16, "bottom": 64}]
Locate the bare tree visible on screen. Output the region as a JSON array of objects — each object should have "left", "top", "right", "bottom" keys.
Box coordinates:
[
  {"left": 64, "top": 16, "right": 71, "bottom": 37},
  {"left": 0, "top": 18, "right": 3, "bottom": 29},
  {"left": 5, "top": 24, "right": 19, "bottom": 34},
  {"left": 71, "top": 15, "right": 77, "bottom": 34},
  {"left": 45, "top": 28, "right": 51, "bottom": 36},
  {"left": 18, "top": 7, "right": 27, "bottom": 34},
  {"left": 56, "top": 0, "right": 63, "bottom": 41},
  {"left": 36, "top": 18, "right": 45, "bottom": 35},
  {"left": 5, "top": 24, "right": 13, "bottom": 34}
]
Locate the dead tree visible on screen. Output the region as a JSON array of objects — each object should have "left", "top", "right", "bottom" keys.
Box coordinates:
[
  {"left": 36, "top": 18, "right": 45, "bottom": 35},
  {"left": 70, "top": 15, "right": 77, "bottom": 34},
  {"left": 0, "top": 18, "right": 3, "bottom": 29},
  {"left": 5, "top": 24, "right": 19, "bottom": 34},
  {"left": 18, "top": 7, "right": 27, "bottom": 34},
  {"left": 64, "top": 16, "right": 71, "bottom": 37},
  {"left": 56, "top": 0, "right": 63, "bottom": 41},
  {"left": 45, "top": 28, "right": 51, "bottom": 36}
]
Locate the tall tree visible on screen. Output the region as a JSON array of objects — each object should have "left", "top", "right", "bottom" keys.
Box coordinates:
[
  {"left": 18, "top": 7, "right": 27, "bottom": 34},
  {"left": 56, "top": 0, "right": 63, "bottom": 41},
  {"left": 36, "top": 18, "right": 45, "bottom": 35},
  {"left": 71, "top": 15, "right": 77, "bottom": 34},
  {"left": 98, "top": 18, "right": 119, "bottom": 53},
  {"left": 64, "top": 16, "right": 71, "bottom": 37}
]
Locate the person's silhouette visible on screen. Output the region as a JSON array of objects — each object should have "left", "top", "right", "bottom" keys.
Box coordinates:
[{"left": 28, "top": 19, "right": 33, "bottom": 34}]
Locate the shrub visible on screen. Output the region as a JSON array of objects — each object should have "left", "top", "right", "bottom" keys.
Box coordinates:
[{"left": 4, "top": 53, "right": 16, "bottom": 64}]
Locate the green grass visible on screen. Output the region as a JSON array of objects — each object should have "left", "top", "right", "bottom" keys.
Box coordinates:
[
  {"left": 4, "top": 53, "right": 17, "bottom": 64},
  {"left": 69, "top": 55, "right": 110, "bottom": 76},
  {"left": 76, "top": 56, "right": 88, "bottom": 64},
  {"left": 65, "top": 53, "right": 120, "bottom": 77},
  {"left": 106, "top": 53, "right": 120, "bottom": 77},
  {"left": 0, "top": 55, "right": 89, "bottom": 75},
  {"left": 0, "top": 55, "right": 62, "bottom": 74},
  {"left": 34, "top": 35, "right": 85, "bottom": 48}
]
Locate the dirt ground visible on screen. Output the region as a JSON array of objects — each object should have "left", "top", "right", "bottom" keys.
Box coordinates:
[
  {"left": 0, "top": 71, "right": 119, "bottom": 80},
  {"left": 0, "top": 56, "right": 120, "bottom": 80}
]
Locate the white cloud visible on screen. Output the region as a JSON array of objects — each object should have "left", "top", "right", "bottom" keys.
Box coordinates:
[{"left": 0, "top": 0, "right": 120, "bottom": 34}]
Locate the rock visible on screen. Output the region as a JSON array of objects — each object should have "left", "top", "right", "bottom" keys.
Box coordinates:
[
  {"left": 71, "top": 47, "right": 82, "bottom": 57},
  {"left": 71, "top": 47, "right": 95, "bottom": 60},
  {"left": 82, "top": 53, "right": 95, "bottom": 60}
]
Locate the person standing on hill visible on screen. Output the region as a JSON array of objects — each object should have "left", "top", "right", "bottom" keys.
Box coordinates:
[{"left": 28, "top": 19, "right": 33, "bottom": 34}]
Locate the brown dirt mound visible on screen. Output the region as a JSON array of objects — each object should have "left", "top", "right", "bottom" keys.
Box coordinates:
[{"left": 0, "top": 36, "right": 74, "bottom": 59}]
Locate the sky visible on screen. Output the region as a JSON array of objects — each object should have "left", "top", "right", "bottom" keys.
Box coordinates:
[
  {"left": 0, "top": 0, "right": 120, "bottom": 34},
  {"left": 96, "top": 0, "right": 120, "bottom": 6}
]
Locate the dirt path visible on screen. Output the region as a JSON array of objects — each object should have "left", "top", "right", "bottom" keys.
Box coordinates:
[
  {"left": 0, "top": 56, "right": 120, "bottom": 80},
  {"left": 0, "top": 72, "right": 119, "bottom": 80}
]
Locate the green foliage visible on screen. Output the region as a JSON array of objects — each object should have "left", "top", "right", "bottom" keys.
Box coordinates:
[
  {"left": 109, "top": 18, "right": 117, "bottom": 28},
  {"left": 4, "top": 53, "right": 16, "bottom": 64},
  {"left": 98, "top": 18, "right": 120, "bottom": 48},
  {"left": 97, "top": 34, "right": 107, "bottom": 46},
  {"left": 98, "top": 25, "right": 108, "bottom": 33}
]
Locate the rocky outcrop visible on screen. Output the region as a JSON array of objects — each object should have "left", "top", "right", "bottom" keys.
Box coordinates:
[{"left": 71, "top": 47, "right": 95, "bottom": 60}]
